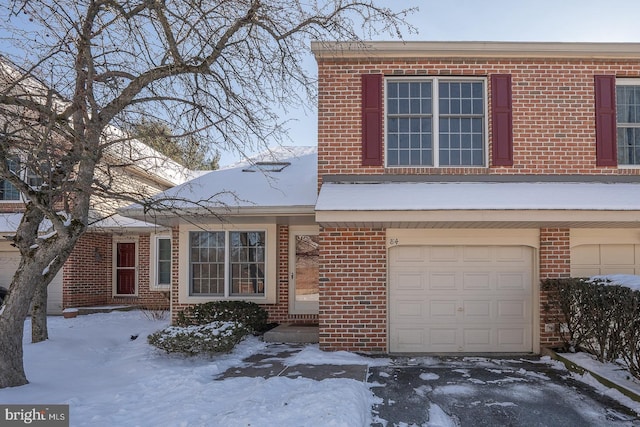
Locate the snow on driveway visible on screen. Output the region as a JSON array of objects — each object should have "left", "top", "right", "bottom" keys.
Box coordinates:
[{"left": 1, "top": 311, "right": 639, "bottom": 427}]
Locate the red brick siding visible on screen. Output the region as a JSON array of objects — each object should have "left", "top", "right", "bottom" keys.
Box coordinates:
[
  {"left": 319, "top": 227, "right": 387, "bottom": 352},
  {"left": 64, "top": 233, "right": 169, "bottom": 309},
  {"left": 317, "top": 58, "right": 640, "bottom": 181},
  {"left": 63, "top": 233, "right": 112, "bottom": 307},
  {"left": 539, "top": 228, "right": 571, "bottom": 348},
  {"left": 0, "top": 203, "right": 24, "bottom": 213}
]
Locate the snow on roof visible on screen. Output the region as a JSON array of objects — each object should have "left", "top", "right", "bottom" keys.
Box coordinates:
[
  {"left": 315, "top": 181, "right": 640, "bottom": 211},
  {"left": 88, "top": 213, "right": 166, "bottom": 231},
  {"left": 123, "top": 146, "right": 317, "bottom": 214},
  {"left": 102, "top": 125, "right": 194, "bottom": 186},
  {"left": 0, "top": 213, "right": 25, "bottom": 233},
  {"left": 0, "top": 211, "right": 164, "bottom": 235}
]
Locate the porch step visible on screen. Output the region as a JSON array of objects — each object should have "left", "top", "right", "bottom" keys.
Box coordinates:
[
  {"left": 263, "top": 324, "right": 319, "bottom": 344},
  {"left": 76, "top": 305, "right": 140, "bottom": 315}
]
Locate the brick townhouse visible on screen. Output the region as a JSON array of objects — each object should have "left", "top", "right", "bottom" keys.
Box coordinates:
[{"left": 123, "top": 41, "right": 640, "bottom": 355}]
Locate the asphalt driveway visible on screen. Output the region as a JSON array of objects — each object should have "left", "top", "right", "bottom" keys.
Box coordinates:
[{"left": 369, "top": 356, "right": 640, "bottom": 426}]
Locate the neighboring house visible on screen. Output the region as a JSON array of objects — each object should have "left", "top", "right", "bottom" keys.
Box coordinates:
[
  {"left": 0, "top": 140, "right": 190, "bottom": 314},
  {"left": 0, "top": 56, "right": 195, "bottom": 315},
  {"left": 123, "top": 41, "right": 640, "bottom": 355}
]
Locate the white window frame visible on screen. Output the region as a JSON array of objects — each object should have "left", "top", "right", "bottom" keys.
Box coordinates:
[
  {"left": 178, "top": 223, "right": 277, "bottom": 304},
  {"left": 0, "top": 155, "right": 22, "bottom": 202},
  {"left": 384, "top": 76, "right": 488, "bottom": 168},
  {"left": 1, "top": 154, "right": 46, "bottom": 202},
  {"left": 616, "top": 78, "right": 640, "bottom": 168},
  {"left": 150, "top": 233, "right": 172, "bottom": 290}
]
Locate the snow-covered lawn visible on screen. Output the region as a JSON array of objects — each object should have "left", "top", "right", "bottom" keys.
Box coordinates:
[
  {"left": 2, "top": 311, "right": 640, "bottom": 427},
  {"left": 0, "top": 312, "right": 380, "bottom": 427}
]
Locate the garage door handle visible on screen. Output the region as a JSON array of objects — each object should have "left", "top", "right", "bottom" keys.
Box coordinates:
[{"left": 457, "top": 307, "right": 464, "bottom": 312}]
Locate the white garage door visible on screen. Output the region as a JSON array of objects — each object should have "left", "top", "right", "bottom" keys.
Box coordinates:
[
  {"left": 0, "top": 245, "right": 63, "bottom": 315},
  {"left": 571, "top": 244, "right": 640, "bottom": 277},
  {"left": 389, "top": 245, "right": 533, "bottom": 353}
]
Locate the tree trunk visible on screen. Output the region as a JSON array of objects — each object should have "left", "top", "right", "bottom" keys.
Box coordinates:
[
  {"left": 0, "top": 269, "right": 39, "bottom": 388},
  {"left": 31, "top": 282, "right": 48, "bottom": 343}
]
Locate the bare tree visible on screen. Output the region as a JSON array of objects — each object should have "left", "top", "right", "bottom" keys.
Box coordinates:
[{"left": 0, "top": 0, "right": 413, "bottom": 388}]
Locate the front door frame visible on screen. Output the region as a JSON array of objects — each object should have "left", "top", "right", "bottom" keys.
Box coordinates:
[
  {"left": 113, "top": 236, "right": 139, "bottom": 297},
  {"left": 288, "top": 225, "right": 320, "bottom": 315}
]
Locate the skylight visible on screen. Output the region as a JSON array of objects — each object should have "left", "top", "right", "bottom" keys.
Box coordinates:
[{"left": 242, "top": 162, "right": 291, "bottom": 173}]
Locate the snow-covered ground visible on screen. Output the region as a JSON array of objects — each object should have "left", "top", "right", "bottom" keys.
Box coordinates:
[
  {"left": 1, "top": 311, "right": 639, "bottom": 427},
  {"left": 0, "top": 312, "right": 379, "bottom": 427}
]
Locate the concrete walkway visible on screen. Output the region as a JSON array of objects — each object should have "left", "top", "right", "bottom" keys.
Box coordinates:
[{"left": 215, "top": 343, "right": 368, "bottom": 382}]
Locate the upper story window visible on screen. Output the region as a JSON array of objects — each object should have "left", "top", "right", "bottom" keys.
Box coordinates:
[
  {"left": 386, "top": 77, "right": 486, "bottom": 167},
  {"left": 1, "top": 156, "right": 20, "bottom": 201},
  {"left": 617, "top": 81, "right": 640, "bottom": 165}
]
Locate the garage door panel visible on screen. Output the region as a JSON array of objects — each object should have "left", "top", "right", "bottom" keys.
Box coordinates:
[
  {"left": 572, "top": 245, "right": 601, "bottom": 265},
  {"left": 393, "top": 271, "right": 424, "bottom": 290},
  {"left": 390, "top": 245, "right": 533, "bottom": 353},
  {"left": 497, "top": 300, "right": 527, "bottom": 318},
  {"left": 601, "top": 245, "right": 635, "bottom": 265},
  {"left": 397, "top": 328, "right": 425, "bottom": 347},
  {"left": 572, "top": 267, "right": 601, "bottom": 277},
  {"left": 572, "top": 244, "right": 640, "bottom": 276},
  {"left": 429, "top": 300, "right": 457, "bottom": 318},
  {"left": 428, "top": 272, "right": 457, "bottom": 290},
  {"left": 0, "top": 250, "right": 63, "bottom": 315},
  {"left": 496, "top": 246, "right": 529, "bottom": 262},
  {"left": 430, "top": 329, "right": 458, "bottom": 346},
  {"left": 462, "top": 246, "right": 491, "bottom": 262},
  {"left": 464, "top": 329, "right": 492, "bottom": 346},
  {"left": 496, "top": 272, "right": 529, "bottom": 290},
  {"left": 393, "top": 299, "right": 424, "bottom": 318},
  {"left": 392, "top": 246, "right": 425, "bottom": 263},
  {"left": 429, "top": 246, "right": 459, "bottom": 262},
  {"left": 497, "top": 328, "right": 527, "bottom": 347},
  {"left": 463, "top": 300, "right": 491, "bottom": 318},
  {"left": 462, "top": 272, "right": 491, "bottom": 290}
]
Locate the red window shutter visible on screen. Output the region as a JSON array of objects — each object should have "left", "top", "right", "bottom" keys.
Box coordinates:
[
  {"left": 594, "top": 75, "right": 617, "bottom": 166},
  {"left": 491, "top": 74, "right": 513, "bottom": 166},
  {"left": 361, "top": 74, "right": 383, "bottom": 166}
]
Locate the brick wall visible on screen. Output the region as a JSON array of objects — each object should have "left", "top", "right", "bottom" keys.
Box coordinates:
[
  {"left": 64, "top": 232, "right": 169, "bottom": 309},
  {"left": 317, "top": 58, "right": 640, "bottom": 180},
  {"left": 539, "top": 228, "right": 571, "bottom": 348},
  {"left": 319, "top": 227, "right": 387, "bottom": 352},
  {"left": 0, "top": 203, "right": 24, "bottom": 213},
  {"left": 63, "top": 233, "right": 112, "bottom": 307}
]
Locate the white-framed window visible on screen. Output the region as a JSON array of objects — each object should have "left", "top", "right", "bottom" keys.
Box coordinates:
[
  {"left": 386, "top": 77, "right": 487, "bottom": 167},
  {"left": 1, "top": 154, "right": 46, "bottom": 201},
  {"left": 617, "top": 79, "right": 640, "bottom": 165},
  {"left": 189, "top": 230, "right": 266, "bottom": 297},
  {"left": 1, "top": 156, "right": 21, "bottom": 201},
  {"left": 150, "top": 234, "right": 172, "bottom": 290}
]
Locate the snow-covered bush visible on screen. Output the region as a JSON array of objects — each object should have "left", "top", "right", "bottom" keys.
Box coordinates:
[
  {"left": 176, "top": 301, "right": 268, "bottom": 334},
  {"left": 148, "top": 321, "right": 248, "bottom": 355},
  {"left": 148, "top": 301, "right": 269, "bottom": 356},
  {"left": 542, "top": 277, "right": 640, "bottom": 378}
]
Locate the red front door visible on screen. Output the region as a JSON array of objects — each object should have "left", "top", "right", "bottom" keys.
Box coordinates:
[{"left": 116, "top": 242, "right": 136, "bottom": 295}]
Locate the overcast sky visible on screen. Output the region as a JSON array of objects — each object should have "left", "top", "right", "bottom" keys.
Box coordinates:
[{"left": 247, "top": 0, "right": 640, "bottom": 166}]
